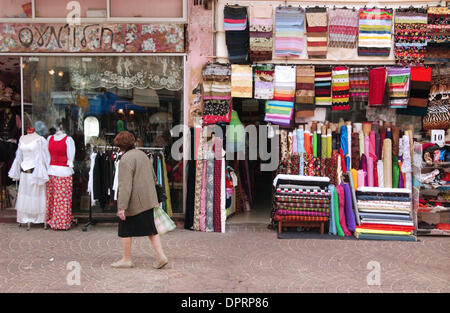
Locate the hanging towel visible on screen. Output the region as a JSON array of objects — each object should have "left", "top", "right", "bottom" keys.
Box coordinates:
[
  {"left": 275, "top": 6, "right": 305, "bottom": 58},
  {"left": 249, "top": 5, "right": 273, "bottom": 62},
  {"left": 305, "top": 7, "right": 328, "bottom": 58},
  {"left": 328, "top": 8, "right": 359, "bottom": 49},
  {"left": 368, "top": 67, "right": 387, "bottom": 106},
  {"left": 387, "top": 66, "right": 411, "bottom": 109},
  {"left": 331, "top": 66, "right": 350, "bottom": 111},
  {"left": 224, "top": 5, "right": 249, "bottom": 64},
  {"left": 231, "top": 64, "right": 253, "bottom": 98},
  {"left": 314, "top": 66, "right": 332, "bottom": 106},
  {"left": 358, "top": 8, "right": 393, "bottom": 56},
  {"left": 254, "top": 64, "right": 275, "bottom": 99},
  {"left": 349, "top": 66, "right": 369, "bottom": 106}
]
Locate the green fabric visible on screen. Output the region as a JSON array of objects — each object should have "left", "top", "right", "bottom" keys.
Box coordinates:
[
  {"left": 392, "top": 156, "right": 400, "bottom": 188},
  {"left": 227, "top": 110, "right": 244, "bottom": 143},
  {"left": 333, "top": 187, "right": 345, "bottom": 237},
  {"left": 117, "top": 119, "right": 124, "bottom": 133},
  {"left": 313, "top": 133, "right": 317, "bottom": 158}
]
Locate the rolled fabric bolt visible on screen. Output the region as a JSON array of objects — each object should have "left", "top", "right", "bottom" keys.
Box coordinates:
[
  {"left": 377, "top": 160, "right": 384, "bottom": 188},
  {"left": 288, "top": 132, "right": 293, "bottom": 157},
  {"left": 293, "top": 131, "right": 297, "bottom": 156},
  {"left": 364, "top": 136, "right": 370, "bottom": 160},
  {"left": 392, "top": 126, "right": 400, "bottom": 157},
  {"left": 369, "top": 131, "right": 376, "bottom": 160},
  {"left": 358, "top": 169, "right": 366, "bottom": 187},
  {"left": 392, "top": 155, "right": 399, "bottom": 188},
  {"left": 299, "top": 154, "right": 304, "bottom": 175},
  {"left": 317, "top": 132, "right": 322, "bottom": 159},
  {"left": 354, "top": 123, "right": 362, "bottom": 133},
  {"left": 327, "top": 133, "right": 332, "bottom": 158},
  {"left": 297, "top": 129, "right": 304, "bottom": 154},
  {"left": 304, "top": 131, "right": 311, "bottom": 154},
  {"left": 347, "top": 124, "right": 352, "bottom": 169},
  {"left": 359, "top": 132, "right": 364, "bottom": 157},
  {"left": 351, "top": 168, "right": 358, "bottom": 189},
  {"left": 367, "top": 155, "right": 374, "bottom": 187},
  {"left": 313, "top": 132, "right": 317, "bottom": 158},
  {"left": 321, "top": 133, "right": 327, "bottom": 159},
  {"left": 375, "top": 133, "right": 381, "bottom": 160},
  {"left": 362, "top": 122, "right": 371, "bottom": 136},
  {"left": 383, "top": 138, "right": 392, "bottom": 188}
]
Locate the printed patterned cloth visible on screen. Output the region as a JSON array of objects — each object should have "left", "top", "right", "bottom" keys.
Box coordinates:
[
  {"left": 295, "top": 65, "right": 316, "bottom": 112},
  {"left": 249, "top": 5, "right": 273, "bottom": 62},
  {"left": 275, "top": 196, "right": 330, "bottom": 204},
  {"left": 358, "top": 8, "right": 393, "bottom": 56},
  {"left": 273, "top": 214, "right": 328, "bottom": 222},
  {"left": 254, "top": 64, "right": 275, "bottom": 99},
  {"left": 328, "top": 8, "right": 359, "bottom": 48},
  {"left": 46, "top": 175, "right": 73, "bottom": 230},
  {"left": 314, "top": 66, "right": 332, "bottom": 106},
  {"left": 202, "top": 63, "right": 232, "bottom": 124},
  {"left": 349, "top": 67, "right": 369, "bottom": 105},
  {"left": 305, "top": 7, "right": 328, "bottom": 58},
  {"left": 224, "top": 6, "right": 249, "bottom": 64},
  {"left": 276, "top": 187, "right": 330, "bottom": 196},
  {"left": 276, "top": 203, "right": 330, "bottom": 211},
  {"left": 331, "top": 66, "right": 350, "bottom": 111},
  {"left": 394, "top": 8, "right": 428, "bottom": 65},
  {"left": 276, "top": 209, "right": 329, "bottom": 217},
  {"left": 275, "top": 6, "right": 305, "bottom": 58},
  {"left": 387, "top": 67, "right": 411, "bottom": 109},
  {"left": 231, "top": 65, "right": 253, "bottom": 98},
  {"left": 426, "top": 7, "right": 450, "bottom": 62}
]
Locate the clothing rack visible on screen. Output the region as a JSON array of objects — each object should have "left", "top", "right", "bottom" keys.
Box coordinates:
[{"left": 82, "top": 145, "right": 166, "bottom": 232}]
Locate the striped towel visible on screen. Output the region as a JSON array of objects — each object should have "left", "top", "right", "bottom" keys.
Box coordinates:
[
  {"left": 295, "top": 65, "right": 315, "bottom": 111},
  {"left": 358, "top": 8, "right": 393, "bottom": 56},
  {"left": 349, "top": 67, "right": 369, "bottom": 105},
  {"left": 254, "top": 64, "right": 274, "bottom": 99},
  {"left": 264, "top": 100, "right": 294, "bottom": 126},
  {"left": 305, "top": 7, "right": 328, "bottom": 58},
  {"left": 314, "top": 66, "right": 332, "bottom": 106},
  {"left": 387, "top": 67, "right": 411, "bottom": 109},
  {"left": 328, "top": 8, "right": 359, "bottom": 49},
  {"left": 275, "top": 6, "right": 305, "bottom": 58},
  {"left": 273, "top": 65, "right": 296, "bottom": 101},
  {"left": 249, "top": 5, "right": 273, "bottom": 62},
  {"left": 224, "top": 5, "right": 249, "bottom": 64},
  {"left": 231, "top": 65, "right": 253, "bottom": 98},
  {"left": 331, "top": 66, "right": 350, "bottom": 111}
]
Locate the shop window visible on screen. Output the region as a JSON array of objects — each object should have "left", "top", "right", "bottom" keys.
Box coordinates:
[
  {"left": 0, "top": 0, "right": 32, "bottom": 18},
  {"left": 22, "top": 56, "right": 184, "bottom": 214},
  {"left": 110, "top": 0, "right": 183, "bottom": 18},
  {"left": 34, "top": 0, "right": 107, "bottom": 18}
]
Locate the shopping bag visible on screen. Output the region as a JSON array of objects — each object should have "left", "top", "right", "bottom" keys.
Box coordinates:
[{"left": 153, "top": 206, "right": 176, "bottom": 235}]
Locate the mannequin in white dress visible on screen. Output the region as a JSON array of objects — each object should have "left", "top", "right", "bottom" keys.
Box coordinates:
[{"left": 8, "top": 127, "right": 50, "bottom": 230}]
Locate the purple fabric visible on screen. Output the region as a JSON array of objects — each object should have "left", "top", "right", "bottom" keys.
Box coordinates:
[
  {"left": 337, "top": 185, "right": 351, "bottom": 236},
  {"left": 342, "top": 183, "right": 356, "bottom": 233},
  {"left": 375, "top": 133, "right": 381, "bottom": 160},
  {"left": 360, "top": 153, "right": 368, "bottom": 186}
]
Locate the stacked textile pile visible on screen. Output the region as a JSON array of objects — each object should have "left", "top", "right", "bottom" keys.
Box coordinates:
[
  {"left": 272, "top": 175, "right": 331, "bottom": 232},
  {"left": 358, "top": 8, "right": 393, "bottom": 56},
  {"left": 224, "top": 5, "right": 249, "bottom": 64},
  {"left": 202, "top": 63, "right": 232, "bottom": 124},
  {"left": 387, "top": 67, "right": 411, "bottom": 109},
  {"left": 394, "top": 8, "right": 428, "bottom": 65},
  {"left": 274, "top": 6, "right": 305, "bottom": 58},
  {"left": 355, "top": 187, "right": 416, "bottom": 241},
  {"left": 349, "top": 67, "right": 369, "bottom": 106},
  {"left": 331, "top": 66, "right": 350, "bottom": 111},
  {"left": 294, "top": 65, "right": 315, "bottom": 120},
  {"left": 231, "top": 65, "right": 253, "bottom": 98},
  {"left": 314, "top": 66, "right": 332, "bottom": 107},
  {"left": 305, "top": 7, "right": 328, "bottom": 58},
  {"left": 249, "top": 5, "right": 273, "bottom": 62},
  {"left": 407, "top": 66, "right": 431, "bottom": 113},
  {"left": 328, "top": 8, "right": 359, "bottom": 49},
  {"left": 426, "top": 7, "right": 450, "bottom": 62},
  {"left": 254, "top": 64, "right": 275, "bottom": 99},
  {"left": 264, "top": 100, "right": 294, "bottom": 126}
]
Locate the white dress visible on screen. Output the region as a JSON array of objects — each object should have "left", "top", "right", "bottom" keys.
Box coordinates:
[{"left": 8, "top": 135, "right": 50, "bottom": 224}]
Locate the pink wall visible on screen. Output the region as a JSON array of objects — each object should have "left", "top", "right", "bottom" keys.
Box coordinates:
[
  {"left": 111, "top": 0, "right": 182, "bottom": 18},
  {"left": 0, "top": 0, "right": 31, "bottom": 18},
  {"left": 36, "top": 0, "right": 106, "bottom": 18},
  {"left": 185, "top": 0, "right": 213, "bottom": 126}
]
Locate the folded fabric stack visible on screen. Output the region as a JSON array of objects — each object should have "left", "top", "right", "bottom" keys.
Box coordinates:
[
  {"left": 295, "top": 65, "right": 315, "bottom": 119},
  {"left": 249, "top": 5, "right": 273, "bottom": 62},
  {"left": 426, "top": 7, "right": 450, "bottom": 62},
  {"left": 274, "top": 6, "right": 305, "bottom": 58},
  {"left": 387, "top": 67, "right": 411, "bottom": 109},
  {"left": 224, "top": 6, "right": 249, "bottom": 64},
  {"left": 202, "top": 63, "right": 232, "bottom": 124},
  {"left": 254, "top": 64, "right": 275, "bottom": 99},
  {"left": 231, "top": 64, "right": 253, "bottom": 98},
  {"left": 273, "top": 175, "right": 331, "bottom": 224},
  {"left": 394, "top": 8, "right": 428, "bottom": 65},
  {"left": 305, "top": 7, "right": 328, "bottom": 58},
  {"left": 331, "top": 66, "right": 350, "bottom": 111},
  {"left": 349, "top": 67, "right": 369, "bottom": 106},
  {"left": 358, "top": 8, "right": 393, "bottom": 56},
  {"left": 264, "top": 100, "right": 294, "bottom": 126},
  {"left": 314, "top": 66, "right": 332, "bottom": 106},
  {"left": 355, "top": 187, "right": 416, "bottom": 241},
  {"left": 328, "top": 8, "right": 359, "bottom": 49},
  {"left": 406, "top": 66, "right": 431, "bottom": 114}
]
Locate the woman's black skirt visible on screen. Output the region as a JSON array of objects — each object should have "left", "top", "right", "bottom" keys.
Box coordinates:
[{"left": 118, "top": 209, "right": 158, "bottom": 238}]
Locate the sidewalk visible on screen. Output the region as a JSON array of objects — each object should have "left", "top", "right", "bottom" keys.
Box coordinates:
[{"left": 0, "top": 222, "right": 449, "bottom": 293}]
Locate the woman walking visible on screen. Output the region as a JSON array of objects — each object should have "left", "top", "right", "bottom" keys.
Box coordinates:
[{"left": 110, "top": 131, "right": 168, "bottom": 269}]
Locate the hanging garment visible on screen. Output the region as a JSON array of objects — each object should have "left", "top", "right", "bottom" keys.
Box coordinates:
[
  {"left": 46, "top": 175, "right": 73, "bottom": 230},
  {"left": 274, "top": 6, "right": 305, "bottom": 58},
  {"left": 161, "top": 154, "right": 172, "bottom": 217},
  {"left": 224, "top": 5, "right": 249, "bottom": 63},
  {"left": 358, "top": 8, "right": 393, "bottom": 56},
  {"left": 305, "top": 7, "right": 328, "bottom": 58},
  {"left": 331, "top": 66, "right": 350, "bottom": 111},
  {"left": 249, "top": 5, "right": 273, "bottom": 62},
  {"left": 254, "top": 64, "right": 275, "bottom": 99},
  {"left": 205, "top": 151, "right": 215, "bottom": 232},
  {"left": 199, "top": 159, "right": 207, "bottom": 232},
  {"left": 387, "top": 67, "right": 411, "bottom": 109},
  {"left": 349, "top": 67, "right": 369, "bottom": 106},
  {"left": 394, "top": 8, "right": 428, "bottom": 65},
  {"left": 231, "top": 65, "right": 253, "bottom": 98},
  {"left": 369, "top": 67, "right": 387, "bottom": 106},
  {"left": 328, "top": 8, "right": 359, "bottom": 49},
  {"left": 314, "top": 66, "right": 332, "bottom": 106},
  {"left": 213, "top": 154, "right": 222, "bottom": 233}
]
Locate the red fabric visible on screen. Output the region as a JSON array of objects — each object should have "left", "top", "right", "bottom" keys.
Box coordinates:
[
  {"left": 369, "top": 67, "right": 387, "bottom": 106},
  {"left": 410, "top": 66, "right": 432, "bottom": 82},
  {"left": 46, "top": 175, "right": 73, "bottom": 230},
  {"left": 339, "top": 148, "right": 347, "bottom": 173},
  {"left": 436, "top": 223, "right": 450, "bottom": 230},
  {"left": 49, "top": 135, "right": 69, "bottom": 167},
  {"left": 307, "top": 26, "right": 328, "bottom": 32},
  {"left": 224, "top": 18, "right": 246, "bottom": 24},
  {"left": 373, "top": 158, "right": 379, "bottom": 187},
  {"left": 213, "top": 158, "right": 222, "bottom": 233},
  {"left": 357, "top": 224, "right": 414, "bottom": 232}
]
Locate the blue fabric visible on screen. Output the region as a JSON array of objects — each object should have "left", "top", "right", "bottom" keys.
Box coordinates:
[
  {"left": 340, "top": 126, "right": 350, "bottom": 170},
  {"left": 328, "top": 185, "right": 337, "bottom": 236}
]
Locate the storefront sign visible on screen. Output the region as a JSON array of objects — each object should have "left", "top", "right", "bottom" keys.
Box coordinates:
[{"left": 0, "top": 23, "right": 184, "bottom": 53}]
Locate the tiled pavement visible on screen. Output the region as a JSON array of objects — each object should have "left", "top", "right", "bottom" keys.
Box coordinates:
[{"left": 0, "top": 222, "right": 449, "bottom": 293}]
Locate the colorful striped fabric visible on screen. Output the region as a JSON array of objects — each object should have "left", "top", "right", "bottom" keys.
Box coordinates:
[
  {"left": 331, "top": 66, "right": 350, "bottom": 111},
  {"left": 387, "top": 67, "right": 411, "bottom": 109},
  {"left": 273, "top": 65, "right": 296, "bottom": 101},
  {"left": 231, "top": 65, "right": 253, "bottom": 98},
  {"left": 394, "top": 8, "right": 428, "bottom": 65},
  {"left": 224, "top": 6, "right": 249, "bottom": 64},
  {"left": 328, "top": 8, "right": 359, "bottom": 48},
  {"left": 349, "top": 67, "right": 369, "bottom": 105},
  {"left": 273, "top": 214, "right": 329, "bottom": 222},
  {"left": 254, "top": 64, "right": 275, "bottom": 99},
  {"left": 275, "top": 6, "right": 305, "bottom": 58},
  {"left": 202, "top": 63, "right": 232, "bottom": 124},
  {"left": 264, "top": 100, "right": 294, "bottom": 126},
  {"left": 295, "top": 65, "right": 315, "bottom": 111},
  {"left": 358, "top": 8, "right": 393, "bottom": 56},
  {"left": 249, "top": 5, "right": 273, "bottom": 62},
  {"left": 276, "top": 210, "right": 329, "bottom": 217},
  {"left": 305, "top": 7, "right": 328, "bottom": 58},
  {"left": 314, "top": 66, "right": 332, "bottom": 106}
]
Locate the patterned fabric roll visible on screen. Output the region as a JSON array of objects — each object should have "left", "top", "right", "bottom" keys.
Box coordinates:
[
  {"left": 249, "top": 5, "right": 273, "bottom": 62},
  {"left": 349, "top": 67, "right": 369, "bottom": 105},
  {"left": 358, "top": 8, "right": 393, "bottom": 56},
  {"left": 331, "top": 66, "right": 350, "bottom": 111},
  {"left": 224, "top": 6, "right": 249, "bottom": 64},
  {"left": 275, "top": 6, "right": 305, "bottom": 58},
  {"left": 328, "top": 8, "right": 359, "bottom": 48},
  {"left": 387, "top": 67, "right": 411, "bottom": 109},
  {"left": 273, "top": 215, "right": 328, "bottom": 222},
  {"left": 314, "top": 66, "right": 332, "bottom": 106},
  {"left": 305, "top": 7, "right": 328, "bottom": 58},
  {"left": 231, "top": 64, "right": 253, "bottom": 98},
  {"left": 394, "top": 8, "right": 428, "bottom": 65},
  {"left": 254, "top": 64, "right": 275, "bottom": 99}
]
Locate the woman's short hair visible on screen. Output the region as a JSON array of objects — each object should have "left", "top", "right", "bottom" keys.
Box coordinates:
[{"left": 113, "top": 131, "right": 135, "bottom": 151}]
